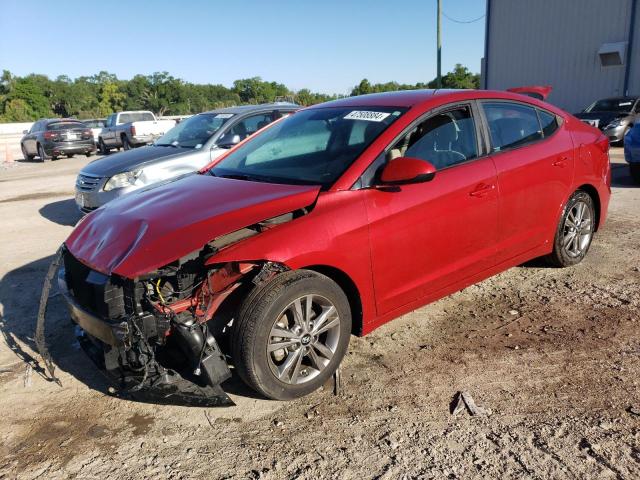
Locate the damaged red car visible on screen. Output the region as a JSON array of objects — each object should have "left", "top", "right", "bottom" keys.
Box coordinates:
[{"left": 59, "top": 89, "right": 611, "bottom": 405}]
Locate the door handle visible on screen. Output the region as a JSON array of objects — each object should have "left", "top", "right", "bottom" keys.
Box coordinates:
[
  {"left": 552, "top": 156, "right": 569, "bottom": 168},
  {"left": 469, "top": 183, "right": 495, "bottom": 198}
]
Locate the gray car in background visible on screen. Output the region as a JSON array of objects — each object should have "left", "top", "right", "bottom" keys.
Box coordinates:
[
  {"left": 75, "top": 103, "right": 298, "bottom": 213},
  {"left": 574, "top": 96, "right": 639, "bottom": 144}
]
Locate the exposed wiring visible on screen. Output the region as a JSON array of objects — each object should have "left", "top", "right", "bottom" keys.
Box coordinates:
[
  {"left": 442, "top": 11, "right": 485, "bottom": 24},
  {"left": 155, "top": 278, "right": 166, "bottom": 304}
]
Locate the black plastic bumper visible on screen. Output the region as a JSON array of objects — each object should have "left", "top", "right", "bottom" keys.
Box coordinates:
[{"left": 58, "top": 267, "right": 235, "bottom": 407}]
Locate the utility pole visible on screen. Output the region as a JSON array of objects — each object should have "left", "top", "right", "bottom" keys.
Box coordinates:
[{"left": 436, "top": 0, "right": 442, "bottom": 88}]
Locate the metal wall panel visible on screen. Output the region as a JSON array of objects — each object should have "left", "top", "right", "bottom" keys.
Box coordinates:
[
  {"left": 628, "top": 0, "right": 640, "bottom": 96},
  {"left": 486, "top": 0, "right": 635, "bottom": 113}
]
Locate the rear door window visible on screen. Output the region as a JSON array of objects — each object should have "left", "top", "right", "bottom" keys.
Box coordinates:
[{"left": 482, "top": 102, "right": 542, "bottom": 152}]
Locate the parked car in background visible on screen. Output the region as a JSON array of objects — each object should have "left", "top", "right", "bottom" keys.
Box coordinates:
[
  {"left": 98, "top": 111, "right": 176, "bottom": 154},
  {"left": 574, "top": 96, "right": 639, "bottom": 144},
  {"left": 61, "top": 89, "right": 610, "bottom": 405},
  {"left": 20, "top": 119, "right": 96, "bottom": 161},
  {"left": 75, "top": 103, "right": 298, "bottom": 213},
  {"left": 81, "top": 118, "right": 106, "bottom": 144},
  {"left": 624, "top": 123, "right": 640, "bottom": 183}
]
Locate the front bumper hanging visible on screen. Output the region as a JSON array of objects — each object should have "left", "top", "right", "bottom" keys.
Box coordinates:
[{"left": 52, "top": 264, "right": 235, "bottom": 407}]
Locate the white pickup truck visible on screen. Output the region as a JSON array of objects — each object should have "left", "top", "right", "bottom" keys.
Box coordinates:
[{"left": 98, "top": 111, "right": 176, "bottom": 154}]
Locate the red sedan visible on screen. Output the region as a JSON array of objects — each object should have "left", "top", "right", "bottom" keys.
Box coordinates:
[{"left": 60, "top": 89, "right": 611, "bottom": 405}]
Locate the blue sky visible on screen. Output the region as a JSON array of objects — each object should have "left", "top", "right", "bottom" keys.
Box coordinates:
[{"left": 0, "top": 0, "right": 486, "bottom": 94}]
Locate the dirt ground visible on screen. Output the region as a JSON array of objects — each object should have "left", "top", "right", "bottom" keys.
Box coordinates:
[{"left": 0, "top": 149, "right": 639, "bottom": 479}]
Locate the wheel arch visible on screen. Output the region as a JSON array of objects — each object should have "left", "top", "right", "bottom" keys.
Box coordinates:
[
  {"left": 576, "top": 183, "right": 601, "bottom": 231},
  {"left": 303, "top": 264, "right": 364, "bottom": 336}
]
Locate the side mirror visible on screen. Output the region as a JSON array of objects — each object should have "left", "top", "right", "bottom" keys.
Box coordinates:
[
  {"left": 379, "top": 157, "right": 436, "bottom": 185},
  {"left": 217, "top": 133, "right": 241, "bottom": 149}
]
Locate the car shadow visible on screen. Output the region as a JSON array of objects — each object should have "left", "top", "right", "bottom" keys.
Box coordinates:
[
  {"left": 39, "top": 199, "right": 82, "bottom": 227},
  {"left": 0, "top": 254, "right": 266, "bottom": 404},
  {"left": 0, "top": 255, "right": 108, "bottom": 392},
  {"left": 610, "top": 163, "right": 638, "bottom": 188}
]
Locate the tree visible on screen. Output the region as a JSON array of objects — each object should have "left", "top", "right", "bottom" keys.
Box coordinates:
[
  {"left": 428, "top": 64, "right": 480, "bottom": 89},
  {"left": 98, "top": 82, "right": 125, "bottom": 116}
]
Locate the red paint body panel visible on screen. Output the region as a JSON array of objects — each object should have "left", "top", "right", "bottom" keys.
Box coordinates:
[
  {"left": 507, "top": 85, "right": 553, "bottom": 100},
  {"left": 65, "top": 89, "right": 611, "bottom": 336},
  {"left": 65, "top": 174, "right": 320, "bottom": 277}
]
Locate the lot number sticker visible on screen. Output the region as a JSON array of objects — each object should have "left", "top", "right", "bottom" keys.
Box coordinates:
[{"left": 344, "top": 111, "right": 391, "bottom": 122}]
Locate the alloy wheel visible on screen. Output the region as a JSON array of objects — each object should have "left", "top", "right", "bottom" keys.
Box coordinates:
[
  {"left": 267, "top": 294, "right": 341, "bottom": 385},
  {"left": 562, "top": 200, "right": 593, "bottom": 258}
]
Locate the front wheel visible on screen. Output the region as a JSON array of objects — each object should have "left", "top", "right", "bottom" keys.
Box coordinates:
[
  {"left": 232, "top": 270, "right": 351, "bottom": 400},
  {"left": 630, "top": 164, "right": 640, "bottom": 184},
  {"left": 546, "top": 190, "right": 595, "bottom": 267}
]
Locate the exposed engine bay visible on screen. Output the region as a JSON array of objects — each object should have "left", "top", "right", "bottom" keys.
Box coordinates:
[{"left": 56, "top": 212, "right": 299, "bottom": 406}]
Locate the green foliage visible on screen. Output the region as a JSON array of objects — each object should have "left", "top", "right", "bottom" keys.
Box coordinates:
[
  {"left": 350, "top": 64, "right": 480, "bottom": 97},
  {"left": 0, "top": 65, "right": 478, "bottom": 122}
]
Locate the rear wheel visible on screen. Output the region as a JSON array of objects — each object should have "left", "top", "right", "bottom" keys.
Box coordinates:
[
  {"left": 232, "top": 270, "right": 351, "bottom": 400},
  {"left": 630, "top": 164, "right": 640, "bottom": 184},
  {"left": 121, "top": 135, "right": 131, "bottom": 150},
  {"left": 546, "top": 190, "right": 595, "bottom": 267},
  {"left": 37, "top": 143, "right": 49, "bottom": 162},
  {"left": 21, "top": 144, "right": 33, "bottom": 161}
]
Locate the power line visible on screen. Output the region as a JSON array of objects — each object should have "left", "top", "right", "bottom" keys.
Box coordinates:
[{"left": 442, "top": 11, "right": 485, "bottom": 24}]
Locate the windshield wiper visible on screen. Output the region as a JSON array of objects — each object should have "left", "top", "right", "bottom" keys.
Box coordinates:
[{"left": 155, "top": 143, "right": 181, "bottom": 148}]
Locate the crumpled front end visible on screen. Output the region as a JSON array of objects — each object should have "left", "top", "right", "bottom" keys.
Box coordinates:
[{"left": 58, "top": 245, "right": 274, "bottom": 406}]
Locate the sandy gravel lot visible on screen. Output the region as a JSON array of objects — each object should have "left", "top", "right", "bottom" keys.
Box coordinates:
[{"left": 0, "top": 149, "right": 639, "bottom": 479}]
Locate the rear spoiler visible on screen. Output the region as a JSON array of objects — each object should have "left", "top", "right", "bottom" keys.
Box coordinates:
[{"left": 507, "top": 85, "right": 552, "bottom": 101}]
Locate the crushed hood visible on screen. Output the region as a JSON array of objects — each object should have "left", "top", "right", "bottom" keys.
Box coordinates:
[{"left": 65, "top": 173, "right": 320, "bottom": 277}]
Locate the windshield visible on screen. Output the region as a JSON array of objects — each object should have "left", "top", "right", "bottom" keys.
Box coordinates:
[
  {"left": 585, "top": 99, "right": 636, "bottom": 113},
  {"left": 119, "top": 112, "right": 155, "bottom": 123},
  {"left": 211, "top": 106, "right": 406, "bottom": 188},
  {"left": 47, "top": 121, "right": 85, "bottom": 130},
  {"left": 155, "top": 113, "right": 232, "bottom": 148}
]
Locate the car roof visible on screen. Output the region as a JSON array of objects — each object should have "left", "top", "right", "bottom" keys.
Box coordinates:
[
  {"left": 202, "top": 102, "right": 299, "bottom": 115},
  {"left": 305, "top": 88, "right": 561, "bottom": 110}
]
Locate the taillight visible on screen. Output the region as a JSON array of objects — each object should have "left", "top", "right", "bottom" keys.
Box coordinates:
[
  {"left": 84, "top": 129, "right": 92, "bottom": 136},
  {"left": 43, "top": 131, "right": 57, "bottom": 140},
  {"left": 130, "top": 125, "right": 136, "bottom": 136}
]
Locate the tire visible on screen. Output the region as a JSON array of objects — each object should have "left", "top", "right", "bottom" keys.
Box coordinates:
[
  {"left": 21, "top": 144, "right": 33, "bottom": 161},
  {"left": 37, "top": 143, "right": 49, "bottom": 162},
  {"left": 66, "top": 153, "right": 74, "bottom": 159},
  {"left": 546, "top": 190, "right": 596, "bottom": 267},
  {"left": 85, "top": 151, "right": 92, "bottom": 157},
  {"left": 232, "top": 270, "right": 351, "bottom": 400},
  {"left": 630, "top": 164, "right": 640, "bottom": 184},
  {"left": 99, "top": 138, "right": 109, "bottom": 155},
  {"left": 121, "top": 135, "right": 130, "bottom": 150}
]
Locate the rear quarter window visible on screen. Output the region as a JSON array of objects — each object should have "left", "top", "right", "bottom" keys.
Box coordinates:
[{"left": 537, "top": 110, "right": 559, "bottom": 137}]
